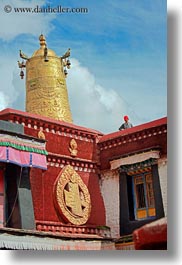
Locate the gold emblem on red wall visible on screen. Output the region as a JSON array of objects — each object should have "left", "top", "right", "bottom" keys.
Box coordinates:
[
  {"left": 38, "top": 128, "right": 46, "bottom": 140},
  {"left": 53, "top": 165, "right": 91, "bottom": 225},
  {"left": 69, "top": 139, "right": 78, "bottom": 157}
]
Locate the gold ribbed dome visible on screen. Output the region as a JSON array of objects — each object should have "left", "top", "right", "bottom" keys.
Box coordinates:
[
  {"left": 25, "top": 34, "right": 73, "bottom": 123},
  {"left": 32, "top": 34, "right": 56, "bottom": 57}
]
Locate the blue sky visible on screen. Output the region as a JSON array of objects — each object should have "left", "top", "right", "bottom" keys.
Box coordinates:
[{"left": 0, "top": 0, "right": 167, "bottom": 133}]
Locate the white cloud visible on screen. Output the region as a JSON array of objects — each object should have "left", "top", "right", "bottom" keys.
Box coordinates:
[
  {"left": 0, "top": 91, "right": 7, "bottom": 110},
  {"left": 0, "top": 0, "right": 55, "bottom": 41},
  {"left": 0, "top": 54, "right": 23, "bottom": 111},
  {"left": 67, "top": 59, "right": 141, "bottom": 133}
]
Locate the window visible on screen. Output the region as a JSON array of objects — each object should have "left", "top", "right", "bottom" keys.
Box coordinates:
[
  {"left": 133, "top": 172, "right": 156, "bottom": 220},
  {"left": 120, "top": 162, "right": 164, "bottom": 236}
]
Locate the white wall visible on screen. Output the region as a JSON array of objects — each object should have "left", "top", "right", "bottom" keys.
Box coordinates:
[
  {"left": 99, "top": 156, "right": 167, "bottom": 238},
  {"left": 99, "top": 170, "right": 120, "bottom": 238},
  {"left": 158, "top": 158, "right": 167, "bottom": 216}
]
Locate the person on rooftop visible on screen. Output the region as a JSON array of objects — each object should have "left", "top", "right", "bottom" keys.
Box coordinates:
[{"left": 119, "top": 115, "right": 133, "bottom": 130}]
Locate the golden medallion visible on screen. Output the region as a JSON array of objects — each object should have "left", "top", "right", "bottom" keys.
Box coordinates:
[{"left": 53, "top": 165, "right": 91, "bottom": 225}]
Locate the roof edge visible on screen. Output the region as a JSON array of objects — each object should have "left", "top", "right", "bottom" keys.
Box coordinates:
[
  {"left": 99, "top": 117, "right": 167, "bottom": 143},
  {"left": 0, "top": 108, "right": 103, "bottom": 136}
]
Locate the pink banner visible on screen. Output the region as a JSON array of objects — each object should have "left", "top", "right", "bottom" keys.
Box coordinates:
[
  {"left": 0, "top": 147, "right": 6, "bottom": 161},
  {"left": 0, "top": 146, "right": 47, "bottom": 170}
]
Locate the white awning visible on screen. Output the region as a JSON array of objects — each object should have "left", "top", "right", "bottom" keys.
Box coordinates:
[
  {"left": 110, "top": 150, "right": 160, "bottom": 170},
  {"left": 0, "top": 232, "right": 115, "bottom": 250}
]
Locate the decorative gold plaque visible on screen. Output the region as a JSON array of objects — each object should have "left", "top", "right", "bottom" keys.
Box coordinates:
[
  {"left": 38, "top": 129, "right": 46, "bottom": 140},
  {"left": 54, "top": 165, "right": 91, "bottom": 225},
  {"left": 69, "top": 139, "right": 78, "bottom": 157}
]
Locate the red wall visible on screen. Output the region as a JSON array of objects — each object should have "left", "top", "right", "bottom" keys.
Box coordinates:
[
  {"left": 24, "top": 127, "right": 98, "bottom": 161},
  {"left": 0, "top": 110, "right": 167, "bottom": 231},
  {"left": 30, "top": 167, "right": 105, "bottom": 226},
  {"left": 21, "top": 116, "right": 106, "bottom": 226}
]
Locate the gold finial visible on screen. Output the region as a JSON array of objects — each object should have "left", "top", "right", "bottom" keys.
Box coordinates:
[{"left": 39, "top": 34, "right": 46, "bottom": 48}]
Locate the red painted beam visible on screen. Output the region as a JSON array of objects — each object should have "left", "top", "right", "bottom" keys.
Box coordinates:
[{"left": 133, "top": 217, "right": 167, "bottom": 250}]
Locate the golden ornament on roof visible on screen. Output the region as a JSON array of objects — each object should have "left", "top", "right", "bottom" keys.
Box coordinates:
[{"left": 19, "top": 34, "right": 73, "bottom": 123}]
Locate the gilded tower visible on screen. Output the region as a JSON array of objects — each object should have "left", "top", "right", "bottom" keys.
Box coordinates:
[{"left": 18, "top": 34, "right": 73, "bottom": 122}]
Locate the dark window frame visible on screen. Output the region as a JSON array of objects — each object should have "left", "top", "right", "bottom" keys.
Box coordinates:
[{"left": 132, "top": 172, "right": 156, "bottom": 221}]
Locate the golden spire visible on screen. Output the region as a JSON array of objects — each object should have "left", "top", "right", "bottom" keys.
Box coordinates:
[
  {"left": 19, "top": 35, "right": 73, "bottom": 123},
  {"left": 39, "top": 34, "right": 46, "bottom": 48}
]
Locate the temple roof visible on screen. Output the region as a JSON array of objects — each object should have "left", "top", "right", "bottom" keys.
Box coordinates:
[
  {"left": 0, "top": 124, "right": 47, "bottom": 170},
  {"left": 98, "top": 117, "right": 167, "bottom": 143},
  {"left": 0, "top": 108, "right": 103, "bottom": 136}
]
